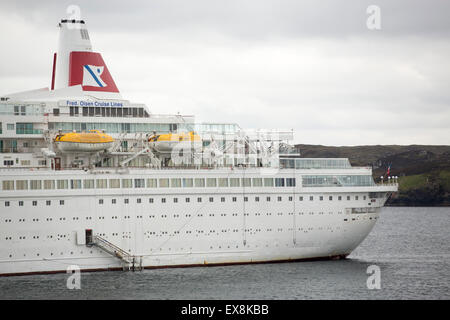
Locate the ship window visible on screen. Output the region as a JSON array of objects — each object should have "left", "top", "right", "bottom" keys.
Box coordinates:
[
  {"left": 148, "top": 198, "right": 153, "bottom": 203},
  {"left": 186, "top": 198, "right": 190, "bottom": 203},
  {"left": 57, "top": 180, "right": 68, "bottom": 189},
  {"left": 82, "top": 107, "right": 88, "bottom": 116},
  {"left": 319, "top": 196, "right": 323, "bottom": 201},
  {"left": 147, "top": 178, "right": 157, "bottom": 188},
  {"left": 174, "top": 198, "right": 178, "bottom": 203},
  {"left": 70, "top": 179, "right": 82, "bottom": 189},
  {"left": 278, "top": 196, "right": 282, "bottom": 202},
  {"left": 275, "top": 178, "right": 285, "bottom": 187},
  {"left": 197, "top": 197, "right": 202, "bottom": 202},
  {"left": 2, "top": 180, "right": 14, "bottom": 190},
  {"left": 83, "top": 179, "right": 95, "bottom": 189},
  {"left": 329, "top": 196, "right": 333, "bottom": 201},
  {"left": 137, "top": 198, "right": 142, "bottom": 203},
  {"left": 32, "top": 200, "right": 37, "bottom": 206},
  {"left": 5, "top": 201, "right": 9, "bottom": 207},
  {"left": 46, "top": 200, "right": 51, "bottom": 206},
  {"left": 30, "top": 180, "right": 42, "bottom": 190},
  {"left": 16, "top": 180, "right": 28, "bottom": 190},
  {"left": 310, "top": 196, "right": 314, "bottom": 201},
  {"left": 171, "top": 178, "right": 181, "bottom": 188},
  {"left": 88, "top": 107, "right": 94, "bottom": 116},
  {"left": 221, "top": 197, "right": 225, "bottom": 202},
  {"left": 264, "top": 178, "right": 274, "bottom": 187},
  {"left": 266, "top": 196, "right": 271, "bottom": 202},
  {"left": 255, "top": 197, "right": 259, "bottom": 202},
  {"left": 53, "top": 108, "right": 60, "bottom": 116},
  {"left": 19, "top": 201, "right": 23, "bottom": 206},
  {"left": 138, "top": 108, "right": 144, "bottom": 117},
  {"left": 182, "top": 178, "right": 193, "bottom": 187},
  {"left": 355, "top": 196, "right": 359, "bottom": 200},
  {"left": 99, "top": 199, "right": 104, "bottom": 205},
  {"left": 7, "top": 123, "right": 14, "bottom": 130},
  {"left": 289, "top": 196, "right": 293, "bottom": 201},
  {"left": 232, "top": 197, "right": 237, "bottom": 202},
  {"left": 105, "top": 108, "right": 111, "bottom": 117},
  {"left": 134, "top": 179, "right": 145, "bottom": 188},
  {"left": 161, "top": 198, "right": 166, "bottom": 203},
  {"left": 159, "top": 178, "right": 169, "bottom": 188},
  {"left": 96, "top": 179, "right": 107, "bottom": 188},
  {"left": 252, "top": 178, "right": 262, "bottom": 187},
  {"left": 242, "top": 178, "right": 251, "bottom": 187},
  {"left": 3, "top": 160, "right": 14, "bottom": 166},
  {"left": 194, "top": 178, "right": 205, "bottom": 188},
  {"left": 244, "top": 197, "right": 248, "bottom": 202},
  {"left": 109, "top": 179, "right": 120, "bottom": 188},
  {"left": 299, "top": 196, "right": 303, "bottom": 201},
  {"left": 95, "top": 107, "right": 101, "bottom": 116},
  {"left": 229, "top": 178, "right": 240, "bottom": 187},
  {"left": 69, "top": 106, "right": 78, "bottom": 116},
  {"left": 286, "top": 178, "right": 296, "bottom": 187},
  {"left": 124, "top": 199, "right": 129, "bottom": 204},
  {"left": 121, "top": 179, "right": 132, "bottom": 188},
  {"left": 111, "top": 108, "right": 117, "bottom": 117},
  {"left": 347, "top": 196, "right": 350, "bottom": 200},
  {"left": 132, "top": 108, "right": 137, "bottom": 117},
  {"left": 60, "top": 200, "right": 64, "bottom": 205},
  {"left": 302, "top": 175, "right": 375, "bottom": 187},
  {"left": 218, "top": 178, "right": 228, "bottom": 187},
  {"left": 206, "top": 178, "right": 217, "bottom": 187},
  {"left": 117, "top": 108, "right": 122, "bottom": 117},
  {"left": 112, "top": 199, "right": 116, "bottom": 204},
  {"left": 43, "top": 180, "right": 55, "bottom": 189}
]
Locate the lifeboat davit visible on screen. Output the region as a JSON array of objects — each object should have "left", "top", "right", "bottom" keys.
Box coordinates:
[
  {"left": 55, "top": 130, "right": 115, "bottom": 152},
  {"left": 148, "top": 131, "right": 202, "bottom": 153}
]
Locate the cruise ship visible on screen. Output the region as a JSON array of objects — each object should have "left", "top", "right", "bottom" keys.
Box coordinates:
[{"left": 0, "top": 17, "right": 398, "bottom": 276}]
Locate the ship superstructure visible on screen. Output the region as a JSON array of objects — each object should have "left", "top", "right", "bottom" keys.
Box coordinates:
[{"left": 0, "top": 18, "right": 398, "bottom": 276}]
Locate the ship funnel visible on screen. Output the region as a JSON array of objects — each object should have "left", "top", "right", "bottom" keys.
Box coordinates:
[{"left": 52, "top": 19, "right": 120, "bottom": 97}]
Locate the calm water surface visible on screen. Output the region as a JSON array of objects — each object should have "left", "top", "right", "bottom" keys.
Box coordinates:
[{"left": 0, "top": 207, "right": 449, "bottom": 299}]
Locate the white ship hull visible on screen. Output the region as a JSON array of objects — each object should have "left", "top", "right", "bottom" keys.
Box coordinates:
[{"left": 0, "top": 168, "right": 397, "bottom": 276}]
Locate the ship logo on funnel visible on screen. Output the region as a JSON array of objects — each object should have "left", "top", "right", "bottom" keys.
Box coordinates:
[{"left": 82, "top": 65, "right": 107, "bottom": 87}]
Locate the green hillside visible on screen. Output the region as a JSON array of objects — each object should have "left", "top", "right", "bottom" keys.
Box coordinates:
[{"left": 295, "top": 144, "right": 450, "bottom": 206}]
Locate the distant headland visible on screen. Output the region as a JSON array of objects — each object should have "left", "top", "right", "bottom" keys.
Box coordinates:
[{"left": 295, "top": 144, "right": 450, "bottom": 206}]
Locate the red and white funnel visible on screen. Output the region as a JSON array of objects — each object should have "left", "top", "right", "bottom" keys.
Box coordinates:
[{"left": 52, "top": 19, "right": 120, "bottom": 98}]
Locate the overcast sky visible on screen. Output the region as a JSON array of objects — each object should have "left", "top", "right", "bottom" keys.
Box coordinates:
[{"left": 0, "top": 0, "right": 449, "bottom": 146}]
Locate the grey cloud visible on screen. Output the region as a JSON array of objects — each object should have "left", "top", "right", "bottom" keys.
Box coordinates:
[
  {"left": 0, "top": 1, "right": 449, "bottom": 145},
  {"left": 1, "top": 0, "right": 450, "bottom": 39}
]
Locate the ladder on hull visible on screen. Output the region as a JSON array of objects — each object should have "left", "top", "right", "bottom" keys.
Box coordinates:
[{"left": 91, "top": 235, "right": 143, "bottom": 271}]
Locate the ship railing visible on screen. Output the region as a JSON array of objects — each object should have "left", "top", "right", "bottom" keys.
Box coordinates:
[{"left": 376, "top": 181, "right": 399, "bottom": 186}]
